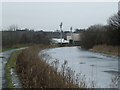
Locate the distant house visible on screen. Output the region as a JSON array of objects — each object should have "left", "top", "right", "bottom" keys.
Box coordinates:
[
  {"left": 66, "top": 32, "right": 82, "bottom": 45},
  {"left": 67, "top": 33, "right": 80, "bottom": 41},
  {"left": 50, "top": 38, "right": 69, "bottom": 45}
]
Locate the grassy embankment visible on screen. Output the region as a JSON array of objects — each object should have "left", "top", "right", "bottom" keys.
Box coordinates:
[
  {"left": 16, "top": 45, "right": 82, "bottom": 88},
  {"left": 89, "top": 44, "right": 120, "bottom": 56},
  {"left": 5, "top": 50, "right": 22, "bottom": 88},
  {"left": 1, "top": 44, "right": 31, "bottom": 52}
]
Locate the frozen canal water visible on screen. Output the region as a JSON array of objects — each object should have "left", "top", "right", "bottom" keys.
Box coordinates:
[{"left": 40, "top": 46, "right": 119, "bottom": 88}]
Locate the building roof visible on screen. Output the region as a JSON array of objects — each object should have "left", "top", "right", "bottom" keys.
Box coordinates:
[{"left": 51, "top": 38, "right": 69, "bottom": 44}]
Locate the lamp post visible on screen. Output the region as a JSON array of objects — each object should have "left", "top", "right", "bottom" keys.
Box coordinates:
[
  {"left": 60, "top": 22, "right": 63, "bottom": 46},
  {"left": 70, "top": 26, "right": 74, "bottom": 45}
]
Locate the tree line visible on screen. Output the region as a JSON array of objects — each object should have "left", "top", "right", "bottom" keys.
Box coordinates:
[
  {"left": 2, "top": 29, "right": 50, "bottom": 48},
  {"left": 2, "top": 11, "right": 119, "bottom": 49},
  {"left": 80, "top": 11, "right": 120, "bottom": 49}
]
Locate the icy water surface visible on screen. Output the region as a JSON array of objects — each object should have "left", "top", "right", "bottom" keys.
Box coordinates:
[{"left": 40, "top": 46, "right": 119, "bottom": 88}]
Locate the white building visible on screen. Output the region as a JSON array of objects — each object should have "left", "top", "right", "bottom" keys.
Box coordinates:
[
  {"left": 67, "top": 33, "right": 80, "bottom": 42},
  {"left": 51, "top": 38, "right": 69, "bottom": 45}
]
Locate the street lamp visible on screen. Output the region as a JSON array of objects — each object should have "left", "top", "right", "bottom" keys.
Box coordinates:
[
  {"left": 60, "top": 22, "right": 63, "bottom": 46},
  {"left": 70, "top": 26, "right": 74, "bottom": 45}
]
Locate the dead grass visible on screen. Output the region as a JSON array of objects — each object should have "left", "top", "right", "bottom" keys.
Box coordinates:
[
  {"left": 90, "top": 44, "right": 120, "bottom": 56},
  {"left": 16, "top": 45, "right": 79, "bottom": 88}
]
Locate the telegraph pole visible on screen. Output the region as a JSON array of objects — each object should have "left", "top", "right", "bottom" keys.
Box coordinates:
[{"left": 60, "top": 22, "right": 63, "bottom": 46}]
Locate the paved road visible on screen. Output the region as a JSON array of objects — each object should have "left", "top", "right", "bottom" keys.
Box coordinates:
[
  {"left": 1, "top": 49, "right": 16, "bottom": 88},
  {"left": 0, "top": 47, "right": 27, "bottom": 89}
]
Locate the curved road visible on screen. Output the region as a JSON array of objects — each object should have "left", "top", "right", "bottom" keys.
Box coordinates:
[{"left": 0, "top": 47, "right": 26, "bottom": 89}]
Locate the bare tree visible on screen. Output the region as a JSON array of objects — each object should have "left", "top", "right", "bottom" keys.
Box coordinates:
[{"left": 107, "top": 11, "right": 120, "bottom": 29}]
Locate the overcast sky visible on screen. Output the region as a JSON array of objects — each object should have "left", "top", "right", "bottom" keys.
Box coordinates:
[{"left": 2, "top": 2, "right": 118, "bottom": 31}]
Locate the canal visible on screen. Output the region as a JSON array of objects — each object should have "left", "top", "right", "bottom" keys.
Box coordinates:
[{"left": 40, "top": 46, "right": 119, "bottom": 88}]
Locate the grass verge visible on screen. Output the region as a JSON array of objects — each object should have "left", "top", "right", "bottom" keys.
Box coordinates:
[
  {"left": 89, "top": 44, "right": 120, "bottom": 57},
  {"left": 5, "top": 50, "right": 22, "bottom": 88},
  {"left": 1, "top": 44, "right": 31, "bottom": 52}
]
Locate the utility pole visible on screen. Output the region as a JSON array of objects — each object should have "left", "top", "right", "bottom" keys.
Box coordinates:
[{"left": 60, "top": 22, "right": 63, "bottom": 46}]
